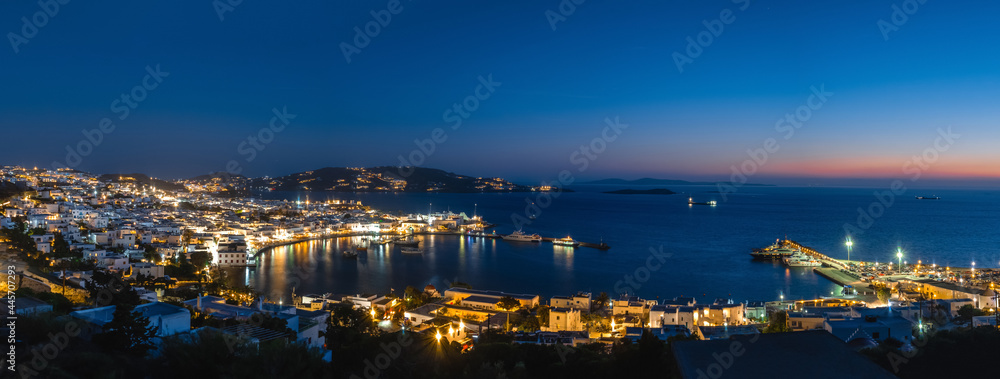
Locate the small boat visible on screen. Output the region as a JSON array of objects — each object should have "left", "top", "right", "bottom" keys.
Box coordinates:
[
  {"left": 342, "top": 249, "right": 359, "bottom": 258},
  {"left": 688, "top": 197, "right": 717, "bottom": 206},
  {"left": 354, "top": 243, "right": 368, "bottom": 251},
  {"left": 782, "top": 251, "right": 821, "bottom": 267},
  {"left": 400, "top": 247, "right": 423, "bottom": 254},
  {"left": 552, "top": 236, "right": 579, "bottom": 247},
  {"left": 394, "top": 237, "right": 420, "bottom": 247},
  {"left": 503, "top": 229, "right": 542, "bottom": 242},
  {"left": 750, "top": 239, "right": 797, "bottom": 260},
  {"left": 915, "top": 196, "right": 941, "bottom": 200}
]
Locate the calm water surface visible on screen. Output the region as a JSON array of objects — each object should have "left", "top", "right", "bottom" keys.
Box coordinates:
[{"left": 228, "top": 186, "right": 1000, "bottom": 303}]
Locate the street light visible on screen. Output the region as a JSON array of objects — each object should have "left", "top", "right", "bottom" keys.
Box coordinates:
[{"left": 845, "top": 237, "right": 853, "bottom": 264}]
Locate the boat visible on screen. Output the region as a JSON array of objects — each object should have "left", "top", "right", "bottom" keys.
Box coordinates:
[
  {"left": 783, "top": 252, "right": 822, "bottom": 267},
  {"left": 393, "top": 237, "right": 420, "bottom": 247},
  {"left": 371, "top": 237, "right": 391, "bottom": 245},
  {"left": 342, "top": 249, "right": 359, "bottom": 258},
  {"left": 915, "top": 196, "right": 940, "bottom": 200},
  {"left": 503, "top": 229, "right": 542, "bottom": 242},
  {"left": 750, "top": 240, "right": 797, "bottom": 260},
  {"left": 552, "top": 236, "right": 579, "bottom": 247},
  {"left": 400, "top": 247, "right": 423, "bottom": 254},
  {"left": 353, "top": 243, "right": 368, "bottom": 251},
  {"left": 688, "top": 197, "right": 717, "bottom": 206}
]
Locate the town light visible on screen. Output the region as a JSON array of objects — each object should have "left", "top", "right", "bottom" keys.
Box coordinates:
[
  {"left": 845, "top": 237, "right": 853, "bottom": 263},
  {"left": 435, "top": 331, "right": 442, "bottom": 343}
]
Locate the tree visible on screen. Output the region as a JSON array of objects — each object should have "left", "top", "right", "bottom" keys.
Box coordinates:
[
  {"left": 519, "top": 315, "right": 541, "bottom": 332},
  {"left": 537, "top": 305, "right": 551, "bottom": 326},
  {"left": 876, "top": 286, "right": 892, "bottom": 304},
  {"left": 763, "top": 311, "right": 790, "bottom": 333},
  {"left": 323, "top": 302, "right": 381, "bottom": 353},
  {"left": 956, "top": 304, "right": 987, "bottom": 322},
  {"left": 130, "top": 272, "right": 156, "bottom": 288},
  {"left": 51, "top": 231, "right": 72, "bottom": 258},
  {"left": 497, "top": 296, "right": 520, "bottom": 311},
  {"left": 85, "top": 269, "right": 141, "bottom": 308},
  {"left": 92, "top": 302, "right": 158, "bottom": 356},
  {"left": 190, "top": 250, "right": 210, "bottom": 269},
  {"left": 593, "top": 292, "right": 610, "bottom": 312},
  {"left": 181, "top": 228, "right": 194, "bottom": 249},
  {"left": 141, "top": 244, "right": 161, "bottom": 263}
]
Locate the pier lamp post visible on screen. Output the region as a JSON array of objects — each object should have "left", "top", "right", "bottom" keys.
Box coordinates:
[
  {"left": 896, "top": 249, "right": 903, "bottom": 274},
  {"left": 971, "top": 261, "right": 975, "bottom": 279},
  {"left": 845, "top": 238, "right": 853, "bottom": 264}
]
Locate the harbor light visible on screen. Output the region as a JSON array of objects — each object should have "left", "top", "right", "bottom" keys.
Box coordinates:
[
  {"left": 435, "top": 331, "right": 442, "bottom": 343},
  {"left": 845, "top": 237, "right": 853, "bottom": 263}
]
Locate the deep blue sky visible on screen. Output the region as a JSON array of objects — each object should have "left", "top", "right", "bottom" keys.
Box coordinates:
[{"left": 2, "top": 0, "right": 998, "bottom": 186}]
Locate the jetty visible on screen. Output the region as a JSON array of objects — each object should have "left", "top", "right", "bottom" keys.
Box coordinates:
[
  {"left": 782, "top": 240, "right": 847, "bottom": 270},
  {"left": 779, "top": 239, "right": 868, "bottom": 287}
]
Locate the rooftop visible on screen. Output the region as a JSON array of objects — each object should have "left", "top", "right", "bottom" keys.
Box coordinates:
[{"left": 672, "top": 331, "right": 897, "bottom": 379}]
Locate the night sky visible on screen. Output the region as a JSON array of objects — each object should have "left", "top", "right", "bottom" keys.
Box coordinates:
[{"left": 2, "top": 0, "right": 998, "bottom": 186}]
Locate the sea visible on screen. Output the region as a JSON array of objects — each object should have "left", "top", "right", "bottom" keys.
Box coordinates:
[{"left": 226, "top": 186, "right": 1000, "bottom": 304}]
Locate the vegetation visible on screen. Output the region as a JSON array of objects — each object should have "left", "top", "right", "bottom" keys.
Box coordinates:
[
  {"left": 955, "top": 304, "right": 987, "bottom": 323},
  {"left": 763, "top": 311, "right": 790, "bottom": 333},
  {"left": 497, "top": 296, "right": 520, "bottom": 311},
  {"left": 592, "top": 292, "right": 610, "bottom": 312}
]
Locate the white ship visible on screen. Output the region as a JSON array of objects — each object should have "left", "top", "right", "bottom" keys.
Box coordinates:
[
  {"left": 502, "top": 229, "right": 542, "bottom": 242},
  {"left": 783, "top": 252, "right": 822, "bottom": 267},
  {"left": 552, "top": 236, "right": 579, "bottom": 247}
]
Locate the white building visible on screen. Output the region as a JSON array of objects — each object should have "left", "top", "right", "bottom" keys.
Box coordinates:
[
  {"left": 546, "top": 308, "right": 583, "bottom": 332},
  {"left": 550, "top": 292, "right": 591, "bottom": 311},
  {"left": 70, "top": 302, "right": 190, "bottom": 338}
]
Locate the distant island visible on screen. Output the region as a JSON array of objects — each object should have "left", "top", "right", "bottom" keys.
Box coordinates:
[
  {"left": 603, "top": 188, "right": 677, "bottom": 195},
  {"left": 585, "top": 178, "right": 773, "bottom": 186}
]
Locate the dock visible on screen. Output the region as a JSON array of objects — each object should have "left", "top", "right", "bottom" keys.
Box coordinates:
[{"left": 782, "top": 240, "right": 847, "bottom": 270}]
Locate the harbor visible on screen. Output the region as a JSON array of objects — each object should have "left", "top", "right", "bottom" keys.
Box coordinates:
[{"left": 251, "top": 229, "right": 611, "bottom": 259}]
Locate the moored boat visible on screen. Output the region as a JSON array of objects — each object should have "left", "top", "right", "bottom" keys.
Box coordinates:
[
  {"left": 400, "top": 247, "right": 423, "bottom": 254},
  {"left": 553, "top": 236, "right": 579, "bottom": 247},
  {"left": 503, "top": 229, "right": 542, "bottom": 242},
  {"left": 393, "top": 237, "right": 420, "bottom": 247}
]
